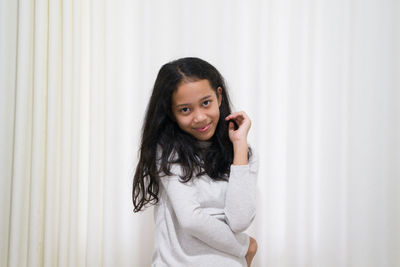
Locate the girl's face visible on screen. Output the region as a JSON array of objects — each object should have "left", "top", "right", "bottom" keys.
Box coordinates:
[{"left": 172, "top": 79, "right": 222, "bottom": 141}]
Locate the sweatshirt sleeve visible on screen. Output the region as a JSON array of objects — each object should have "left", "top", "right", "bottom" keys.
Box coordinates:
[
  {"left": 224, "top": 150, "right": 258, "bottom": 233},
  {"left": 160, "top": 167, "right": 250, "bottom": 258}
]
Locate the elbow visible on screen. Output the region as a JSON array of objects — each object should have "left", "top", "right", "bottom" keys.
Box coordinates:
[
  {"left": 229, "top": 222, "right": 247, "bottom": 233},
  {"left": 226, "top": 208, "right": 256, "bottom": 233}
]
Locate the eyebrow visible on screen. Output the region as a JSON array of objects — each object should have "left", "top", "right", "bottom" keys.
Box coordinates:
[{"left": 175, "top": 95, "right": 212, "bottom": 107}]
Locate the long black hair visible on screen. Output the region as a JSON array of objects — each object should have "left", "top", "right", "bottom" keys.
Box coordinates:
[{"left": 132, "top": 57, "right": 243, "bottom": 212}]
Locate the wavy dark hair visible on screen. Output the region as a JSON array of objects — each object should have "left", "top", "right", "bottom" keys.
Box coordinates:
[{"left": 132, "top": 57, "right": 248, "bottom": 212}]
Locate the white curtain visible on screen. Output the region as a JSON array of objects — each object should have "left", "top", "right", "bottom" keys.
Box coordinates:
[{"left": 1, "top": 0, "right": 399, "bottom": 266}]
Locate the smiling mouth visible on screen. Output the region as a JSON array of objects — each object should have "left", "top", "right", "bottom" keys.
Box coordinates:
[{"left": 195, "top": 124, "right": 211, "bottom": 133}]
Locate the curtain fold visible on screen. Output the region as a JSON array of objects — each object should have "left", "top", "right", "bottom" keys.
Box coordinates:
[{"left": 1, "top": 0, "right": 399, "bottom": 266}]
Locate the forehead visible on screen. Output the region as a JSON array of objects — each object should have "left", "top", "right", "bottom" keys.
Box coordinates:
[{"left": 172, "top": 79, "right": 215, "bottom": 105}]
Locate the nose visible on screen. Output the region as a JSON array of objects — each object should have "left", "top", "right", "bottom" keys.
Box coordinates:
[{"left": 193, "top": 110, "right": 206, "bottom": 123}]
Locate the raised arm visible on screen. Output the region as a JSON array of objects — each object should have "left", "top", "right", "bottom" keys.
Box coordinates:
[
  {"left": 224, "top": 111, "right": 258, "bottom": 233},
  {"left": 224, "top": 152, "right": 258, "bottom": 232}
]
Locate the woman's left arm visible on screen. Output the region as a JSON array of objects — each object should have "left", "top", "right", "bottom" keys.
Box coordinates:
[
  {"left": 225, "top": 152, "right": 258, "bottom": 233},
  {"left": 224, "top": 111, "right": 258, "bottom": 233}
]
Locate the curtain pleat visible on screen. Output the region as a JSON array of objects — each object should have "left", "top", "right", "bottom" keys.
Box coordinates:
[{"left": 43, "top": 0, "right": 62, "bottom": 266}]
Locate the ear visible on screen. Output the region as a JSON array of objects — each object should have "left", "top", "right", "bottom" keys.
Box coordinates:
[{"left": 217, "top": 87, "right": 222, "bottom": 107}]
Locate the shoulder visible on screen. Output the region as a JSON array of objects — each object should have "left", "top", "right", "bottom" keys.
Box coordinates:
[{"left": 156, "top": 145, "right": 183, "bottom": 177}]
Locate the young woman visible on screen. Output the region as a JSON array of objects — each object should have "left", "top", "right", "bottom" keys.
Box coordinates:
[{"left": 132, "top": 57, "right": 258, "bottom": 267}]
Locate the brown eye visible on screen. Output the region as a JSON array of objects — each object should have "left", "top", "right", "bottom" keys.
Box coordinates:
[
  {"left": 203, "top": 100, "right": 211, "bottom": 107},
  {"left": 181, "top": 107, "right": 190, "bottom": 113}
]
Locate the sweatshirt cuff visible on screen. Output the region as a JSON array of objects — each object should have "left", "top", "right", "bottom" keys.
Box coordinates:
[
  {"left": 230, "top": 164, "right": 250, "bottom": 171},
  {"left": 240, "top": 234, "right": 250, "bottom": 258}
]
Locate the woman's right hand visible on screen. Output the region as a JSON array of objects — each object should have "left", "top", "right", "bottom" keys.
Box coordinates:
[{"left": 245, "top": 236, "right": 257, "bottom": 267}]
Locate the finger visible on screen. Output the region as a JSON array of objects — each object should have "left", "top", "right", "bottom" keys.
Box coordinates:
[
  {"left": 229, "top": 121, "right": 235, "bottom": 131},
  {"left": 225, "top": 112, "right": 246, "bottom": 121},
  {"left": 229, "top": 116, "right": 246, "bottom": 127},
  {"left": 225, "top": 114, "right": 233, "bottom": 120}
]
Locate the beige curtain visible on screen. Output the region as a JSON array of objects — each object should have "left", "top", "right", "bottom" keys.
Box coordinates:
[
  {"left": 1, "top": 0, "right": 106, "bottom": 266},
  {"left": 1, "top": 0, "right": 399, "bottom": 266}
]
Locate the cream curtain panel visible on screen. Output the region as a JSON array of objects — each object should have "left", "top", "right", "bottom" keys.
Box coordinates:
[{"left": 1, "top": 0, "right": 399, "bottom": 266}]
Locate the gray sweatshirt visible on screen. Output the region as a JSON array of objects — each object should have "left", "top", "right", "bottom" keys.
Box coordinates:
[{"left": 151, "top": 150, "right": 258, "bottom": 267}]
